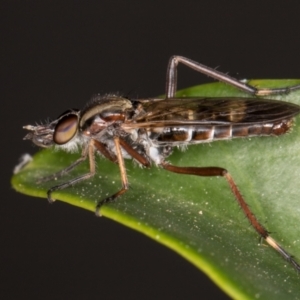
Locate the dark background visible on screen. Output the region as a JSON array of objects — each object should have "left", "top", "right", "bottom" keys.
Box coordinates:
[{"left": 2, "top": 1, "right": 300, "bottom": 299}]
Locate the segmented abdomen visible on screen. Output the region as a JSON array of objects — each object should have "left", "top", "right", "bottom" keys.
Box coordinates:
[{"left": 154, "top": 118, "right": 294, "bottom": 143}]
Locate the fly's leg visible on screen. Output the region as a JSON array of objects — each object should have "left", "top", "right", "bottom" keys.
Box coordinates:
[
  {"left": 37, "top": 145, "right": 90, "bottom": 184},
  {"left": 40, "top": 139, "right": 118, "bottom": 203},
  {"left": 46, "top": 140, "right": 97, "bottom": 203},
  {"left": 161, "top": 162, "right": 300, "bottom": 272},
  {"left": 166, "top": 55, "right": 300, "bottom": 98},
  {"left": 44, "top": 136, "right": 149, "bottom": 213},
  {"left": 95, "top": 137, "right": 129, "bottom": 216},
  {"left": 95, "top": 137, "right": 150, "bottom": 216},
  {"left": 93, "top": 139, "right": 118, "bottom": 163}
]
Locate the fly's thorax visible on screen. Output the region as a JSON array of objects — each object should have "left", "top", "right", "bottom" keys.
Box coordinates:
[
  {"left": 80, "top": 95, "right": 133, "bottom": 127},
  {"left": 79, "top": 95, "right": 134, "bottom": 138}
]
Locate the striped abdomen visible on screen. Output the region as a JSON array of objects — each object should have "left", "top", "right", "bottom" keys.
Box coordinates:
[
  {"left": 138, "top": 98, "right": 300, "bottom": 144},
  {"left": 154, "top": 118, "right": 294, "bottom": 143}
]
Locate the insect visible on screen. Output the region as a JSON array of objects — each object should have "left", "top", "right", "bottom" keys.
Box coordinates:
[{"left": 23, "top": 56, "right": 300, "bottom": 271}]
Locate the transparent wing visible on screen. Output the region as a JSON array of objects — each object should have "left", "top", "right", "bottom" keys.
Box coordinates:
[{"left": 129, "top": 97, "right": 300, "bottom": 128}]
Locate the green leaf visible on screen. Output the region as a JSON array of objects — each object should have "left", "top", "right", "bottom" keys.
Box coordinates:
[{"left": 12, "top": 80, "right": 300, "bottom": 299}]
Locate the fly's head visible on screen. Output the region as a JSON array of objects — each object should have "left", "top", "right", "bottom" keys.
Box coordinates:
[
  {"left": 23, "top": 95, "right": 134, "bottom": 152},
  {"left": 23, "top": 109, "right": 81, "bottom": 151}
]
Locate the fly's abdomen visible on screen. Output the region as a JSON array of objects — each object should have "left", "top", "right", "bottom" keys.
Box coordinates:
[
  {"left": 231, "top": 119, "right": 293, "bottom": 137},
  {"left": 155, "top": 118, "right": 294, "bottom": 143}
]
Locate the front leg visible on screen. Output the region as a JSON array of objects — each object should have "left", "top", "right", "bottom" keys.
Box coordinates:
[
  {"left": 45, "top": 140, "right": 96, "bottom": 203},
  {"left": 37, "top": 145, "right": 89, "bottom": 184}
]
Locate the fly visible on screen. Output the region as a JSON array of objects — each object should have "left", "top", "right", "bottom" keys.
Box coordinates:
[{"left": 23, "top": 56, "right": 300, "bottom": 271}]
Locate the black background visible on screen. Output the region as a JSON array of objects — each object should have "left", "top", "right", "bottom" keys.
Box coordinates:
[{"left": 2, "top": 1, "right": 300, "bottom": 299}]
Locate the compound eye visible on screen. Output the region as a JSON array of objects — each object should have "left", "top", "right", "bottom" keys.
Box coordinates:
[{"left": 54, "top": 114, "right": 78, "bottom": 144}]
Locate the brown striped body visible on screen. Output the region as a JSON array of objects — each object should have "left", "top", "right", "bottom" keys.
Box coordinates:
[
  {"left": 153, "top": 118, "right": 293, "bottom": 143},
  {"left": 132, "top": 97, "right": 299, "bottom": 145},
  {"left": 24, "top": 95, "right": 300, "bottom": 160}
]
